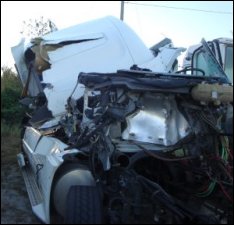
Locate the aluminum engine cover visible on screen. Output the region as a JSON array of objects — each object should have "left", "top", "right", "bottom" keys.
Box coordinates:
[{"left": 122, "top": 93, "right": 191, "bottom": 146}]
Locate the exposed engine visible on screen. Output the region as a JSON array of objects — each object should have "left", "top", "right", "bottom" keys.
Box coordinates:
[{"left": 47, "top": 70, "right": 233, "bottom": 224}]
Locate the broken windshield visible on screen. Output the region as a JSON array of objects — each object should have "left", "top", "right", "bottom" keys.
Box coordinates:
[{"left": 192, "top": 39, "right": 230, "bottom": 83}]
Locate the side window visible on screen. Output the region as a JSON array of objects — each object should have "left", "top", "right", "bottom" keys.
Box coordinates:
[
  {"left": 224, "top": 46, "right": 233, "bottom": 83},
  {"left": 194, "top": 51, "right": 212, "bottom": 76}
]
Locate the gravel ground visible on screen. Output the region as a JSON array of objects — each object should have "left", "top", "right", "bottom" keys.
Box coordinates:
[{"left": 1, "top": 136, "right": 41, "bottom": 224}]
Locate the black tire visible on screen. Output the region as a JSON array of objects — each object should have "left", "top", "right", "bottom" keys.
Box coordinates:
[{"left": 65, "top": 185, "right": 103, "bottom": 224}]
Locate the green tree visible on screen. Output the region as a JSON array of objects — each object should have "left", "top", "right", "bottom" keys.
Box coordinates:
[
  {"left": 20, "top": 16, "right": 57, "bottom": 38},
  {"left": 1, "top": 66, "right": 22, "bottom": 91},
  {"left": 1, "top": 66, "right": 25, "bottom": 125}
]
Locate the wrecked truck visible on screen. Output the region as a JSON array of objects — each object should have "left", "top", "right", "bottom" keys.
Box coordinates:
[{"left": 12, "top": 16, "right": 233, "bottom": 224}]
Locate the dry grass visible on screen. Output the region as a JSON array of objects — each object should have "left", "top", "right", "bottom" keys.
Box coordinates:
[
  {"left": 1, "top": 136, "right": 21, "bottom": 165},
  {"left": 1, "top": 133, "right": 41, "bottom": 224}
]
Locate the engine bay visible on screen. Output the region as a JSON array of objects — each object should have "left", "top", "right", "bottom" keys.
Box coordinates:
[{"left": 41, "top": 70, "right": 233, "bottom": 224}]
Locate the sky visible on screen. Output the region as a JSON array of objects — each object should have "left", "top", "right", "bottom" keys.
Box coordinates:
[{"left": 1, "top": 1, "right": 233, "bottom": 69}]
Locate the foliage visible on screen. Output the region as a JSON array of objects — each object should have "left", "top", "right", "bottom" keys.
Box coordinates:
[
  {"left": 1, "top": 121, "right": 20, "bottom": 137},
  {"left": 1, "top": 66, "right": 25, "bottom": 126},
  {"left": 1, "top": 66, "right": 22, "bottom": 91},
  {"left": 20, "top": 16, "right": 57, "bottom": 38}
]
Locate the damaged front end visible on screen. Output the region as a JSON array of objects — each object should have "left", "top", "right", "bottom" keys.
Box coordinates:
[
  {"left": 13, "top": 16, "right": 233, "bottom": 224},
  {"left": 57, "top": 68, "right": 232, "bottom": 224},
  {"left": 12, "top": 16, "right": 182, "bottom": 125}
]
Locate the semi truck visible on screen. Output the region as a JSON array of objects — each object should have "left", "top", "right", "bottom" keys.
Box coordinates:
[{"left": 12, "top": 16, "right": 233, "bottom": 224}]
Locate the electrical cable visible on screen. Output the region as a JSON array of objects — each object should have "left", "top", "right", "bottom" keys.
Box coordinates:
[
  {"left": 136, "top": 144, "right": 195, "bottom": 162},
  {"left": 125, "top": 1, "right": 232, "bottom": 15},
  {"left": 218, "top": 182, "right": 233, "bottom": 203}
]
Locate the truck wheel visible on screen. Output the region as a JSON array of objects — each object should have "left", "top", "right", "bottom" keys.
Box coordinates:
[{"left": 65, "top": 185, "right": 103, "bottom": 224}]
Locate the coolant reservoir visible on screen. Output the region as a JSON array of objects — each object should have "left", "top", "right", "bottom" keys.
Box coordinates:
[{"left": 191, "top": 83, "right": 233, "bottom": 105}]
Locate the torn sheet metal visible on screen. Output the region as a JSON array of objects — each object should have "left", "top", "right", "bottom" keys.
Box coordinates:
[
  {"left": 39, "top": 16, "right": 155, "bottom": 117},
  {"left": 11, "top": 39, "right": 42, "bottom": 96},
  {"left": 11, "top": 16, "right": 184, "bottom": 119},
  {"left": 139, "top": 47, "right": 186, "bottom": 72}
]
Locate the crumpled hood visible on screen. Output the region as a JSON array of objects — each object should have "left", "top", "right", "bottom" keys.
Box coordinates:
[{"left": 11, "top": 16, "right": 184, "bottom": 118}]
